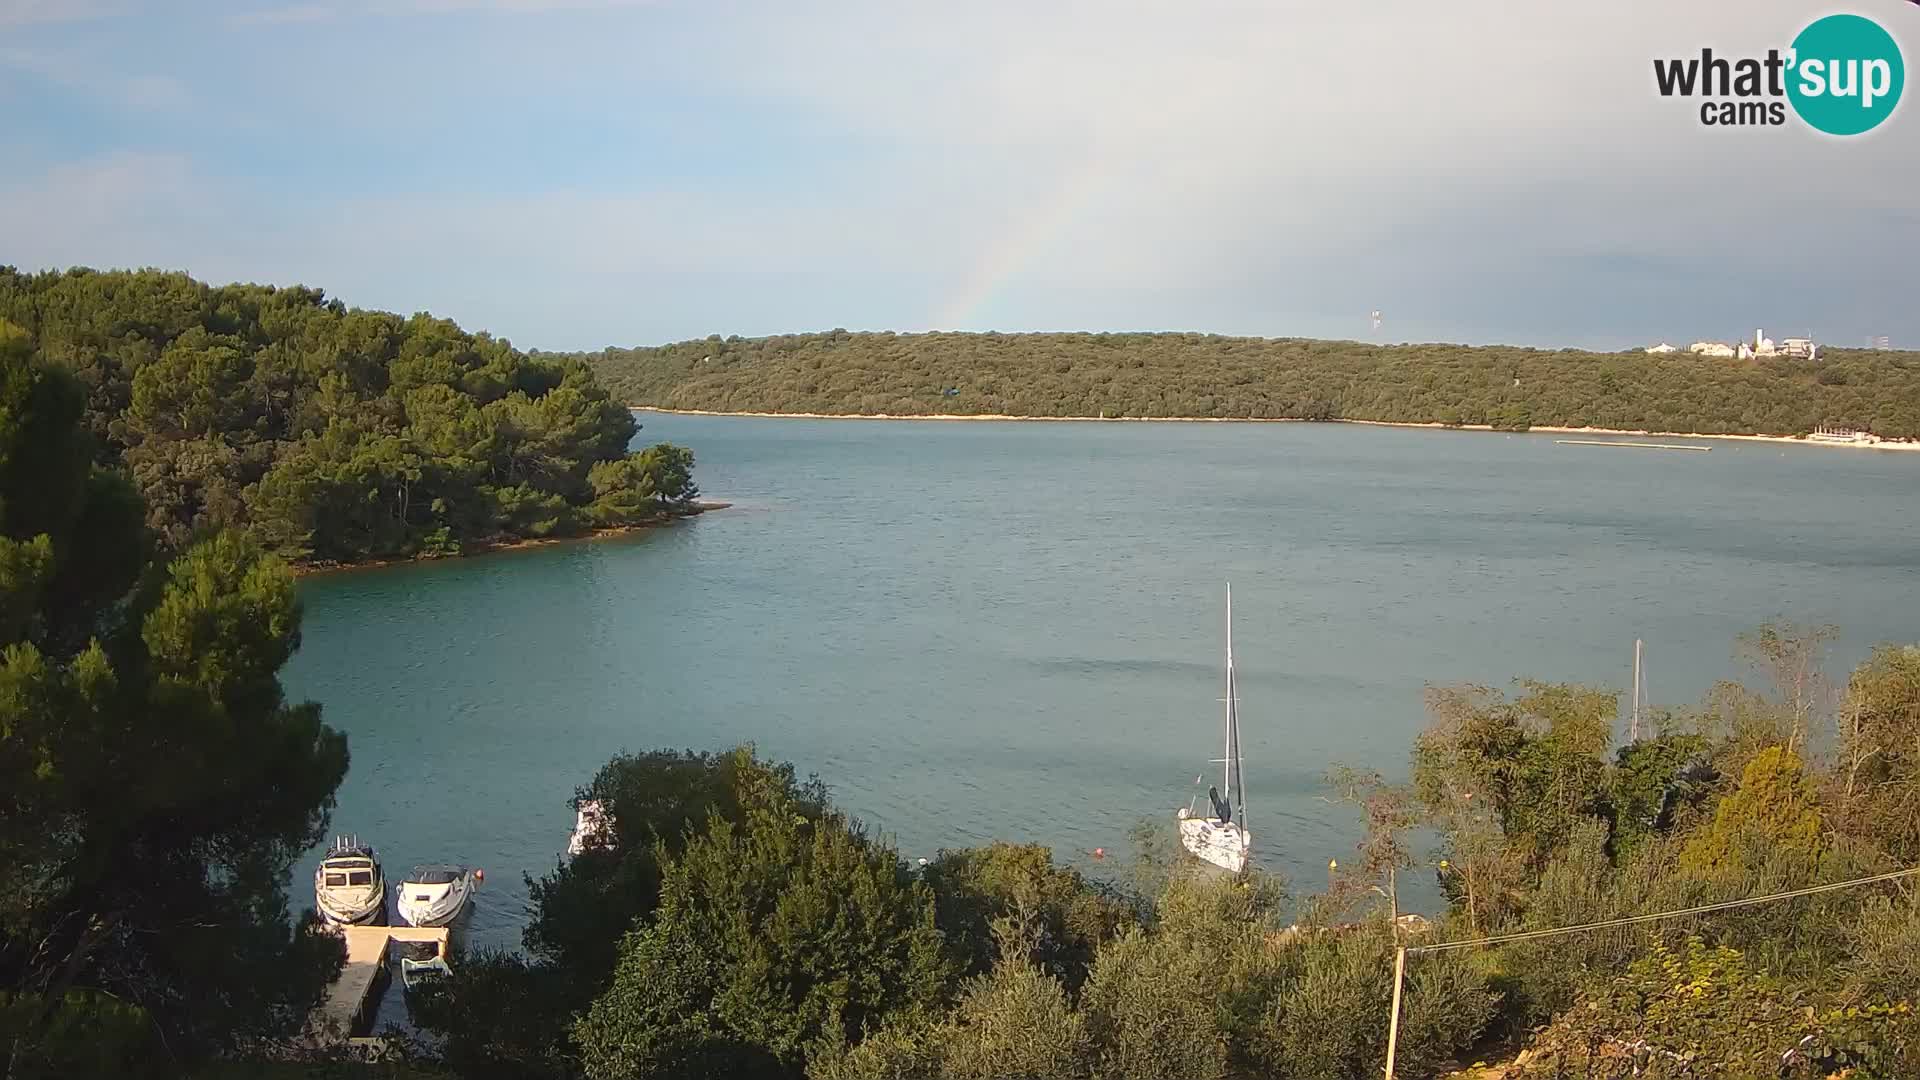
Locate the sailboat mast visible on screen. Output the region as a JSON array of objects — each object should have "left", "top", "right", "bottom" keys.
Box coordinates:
[
  {"left": 1631, "top": 638, "right": 1643, "bottom": 743},
  {"left": 1222, "top": 584, "right": 1234, "bottom": 803},
  {"left": 1226, "top": 585, "right": 1245, "bottom": 825}
]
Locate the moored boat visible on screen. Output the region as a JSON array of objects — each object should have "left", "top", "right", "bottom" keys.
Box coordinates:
[
  {"left": 314, "top": 835, "right": 385, "bottom": 926},
  {"left": 395, "top": 864, "right": 475, "bottom": 928},
  {"left": 393, "top": 938, "right": 452, "bottom": 993},
  {"left": 567, "top": 798, "right": 616, "bottom": 856},
  {"left": 1176, "top": 585, "right": 1251, "bottom": 874}
]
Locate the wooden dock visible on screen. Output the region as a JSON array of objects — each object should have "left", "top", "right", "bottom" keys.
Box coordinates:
[
  {"left": 1555, "top": 439, "right": 1710, "bottom": 452},
  {"left": 306, "top": 925, "right": 449, "bottom": 1043}
]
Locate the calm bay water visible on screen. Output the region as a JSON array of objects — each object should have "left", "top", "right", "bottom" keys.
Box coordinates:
[{"left": 288, "top": 416, "right": 1920, "bottom": 948}]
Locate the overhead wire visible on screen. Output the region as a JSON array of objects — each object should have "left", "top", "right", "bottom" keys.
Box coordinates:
[{"left": 1408, "top": 866, "right": 1920, "bottom": 955}]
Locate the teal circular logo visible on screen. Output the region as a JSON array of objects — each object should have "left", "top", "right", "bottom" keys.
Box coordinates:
[{"left": 1787, "top": 14, "right": 1904, "bottom": 135}]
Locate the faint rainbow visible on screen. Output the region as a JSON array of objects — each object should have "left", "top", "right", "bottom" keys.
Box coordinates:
[{"left": 934, "top": 150, "right": 1113, "bottom": 330}]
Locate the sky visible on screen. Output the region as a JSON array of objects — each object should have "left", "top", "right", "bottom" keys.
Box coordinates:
[{"left": 2, "top": 0, "right": 1917, "bottom": 351}]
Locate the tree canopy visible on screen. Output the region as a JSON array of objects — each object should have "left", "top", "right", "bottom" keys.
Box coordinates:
[
  {"left": 0, "top": 340, "right": 349, "bottom": 1075},
  {"left": 0, "top": 267, "right": 699, "bottom": 567},
  {"left": 578, "top": 330, "right": 1920, "bottom": 438}
]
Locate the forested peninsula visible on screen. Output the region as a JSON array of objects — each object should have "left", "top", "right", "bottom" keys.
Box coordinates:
[
  {"left": 577, "top": 331, "right": 1920, "bottom": 439},
  {"left": 0, "top": 267, "right": 699, "bottom": 569}
]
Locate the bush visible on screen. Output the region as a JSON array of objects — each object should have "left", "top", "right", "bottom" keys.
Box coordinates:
[
  {"left": 921, "top": 841, "right": 1135, "bottom": 994},
  {"left": 932, "top": 956, "right": 1088, "bottom": 1080},
  {"left": 1843, "top": 893, "right": 1920, "bottom": 1002},
  {"left": 1256, "top": 929, "right": 1392, "bottom": 1079},
  {"left": 1525, "top": 938, "right": 1830, "bottom": 1079},
  {"left": 1080, "top": 928, "right": 1230, "bottom": 1080},
  {"left": 573, "top": 803, "right": 951, "bottom": 1079},
  {"left": 0, "top": 991, "right": 161, "bottom": 1080},
  {"left": 406, "top": 950, "right": 579, "bottom": 1080}
]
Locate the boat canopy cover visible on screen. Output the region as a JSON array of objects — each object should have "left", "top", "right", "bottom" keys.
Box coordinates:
[
  {"left": 410, "top": 867, "right": 465, "bottom": 884},
  {"left": 1209, "top": 785, "right": 1232, "bottom": 823}
]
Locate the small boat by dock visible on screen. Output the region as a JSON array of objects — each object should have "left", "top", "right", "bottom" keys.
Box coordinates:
[
  {"left": 393, "top": 937, "right": 452, "bottom": 993},
  {"left": 395, "top": 864, "right": 476, "bottom": 928},
  {"left": 303, "top": 925, "right": 451, "bottom": 1046},
  {"left": 314, "top": 835, "right": 385, "bottom": 926}
]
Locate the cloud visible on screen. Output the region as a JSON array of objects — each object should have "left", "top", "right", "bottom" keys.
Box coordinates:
[
  {"left": 0, "top": 45, "right": 190, "bottom": 109},
  {"left": 226, "top": 4, "right": 335, "bottom": 25},
  {"left": 0, "top": 0, "right": 131, "bottom": 26},
  {"left": 3, "top": 0, "right": 1916, "bottom": 350},
  {"left": 377, "top": 0, "right": 661, "bottom": 12},
  {"left": 0, "top": 152, "right": 202, "bottom": 258}
]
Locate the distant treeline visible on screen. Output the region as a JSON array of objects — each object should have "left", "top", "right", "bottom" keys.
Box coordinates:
[
  {"left": 0, "top": 268, "right": 698, "bottom": 566},
  {"left": 573, "top": 331, "right": 1920, "bottom": 438}
]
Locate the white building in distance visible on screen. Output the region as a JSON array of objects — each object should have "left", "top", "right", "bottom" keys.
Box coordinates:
[
  {"left": 1689, "top": 341, "right": 1735, "bottom": 358},
  {"left": 1645, "top": 342, "right": 1677, "bottom": 354}
]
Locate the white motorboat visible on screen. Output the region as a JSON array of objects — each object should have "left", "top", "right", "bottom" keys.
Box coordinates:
[
  {"left": 314, "top": 835, "right": 385, "bottom": 925},
  {"left": 567, "top": 799, "right": 615, "bottom": 856},
  {"left": 395, "top": 864, "right": 475, "bottom": 928},
  {"left": 1176, "top": 585, "right": 1251, "bottom": 874}
]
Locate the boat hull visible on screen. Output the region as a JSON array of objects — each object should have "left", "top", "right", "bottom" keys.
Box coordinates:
[
  {"left": 316, "top": 892, "right": 385, "bottom": 926},
  {"left": 1178, "top": 812, "right": 1250, "bottom": 874},
  {"left": 396, "top": 876, "right": 472, "bottom": 928}
]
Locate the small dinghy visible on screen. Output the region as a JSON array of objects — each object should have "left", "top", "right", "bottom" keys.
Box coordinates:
[
  {"left": 314, "top": 835, "right": 385, "bottom": 925},
  {"left": 567, "top": 799, "right": 616, "bottom": 856},
  {"left": 395, "top": 864, "right": 476, "bottom": 928},
  {"left": 393, "top": 938, "right": 452, "bottom": 993}
]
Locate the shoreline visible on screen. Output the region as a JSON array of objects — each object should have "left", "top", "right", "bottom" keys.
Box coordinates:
[
  {"left": 633, "top": 407, "right": 1920, "bottom": 452},
  {"left": 291, "top": 501, "right": 732, "bottom": 578}
]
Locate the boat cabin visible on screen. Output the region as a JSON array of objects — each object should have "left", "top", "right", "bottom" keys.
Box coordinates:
[{"left": 321, "top": 859, "right": 377, "bottom": 890}]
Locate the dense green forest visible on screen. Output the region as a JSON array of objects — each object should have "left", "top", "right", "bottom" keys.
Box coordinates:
[
  {"left": 576, "top": 331, "right": 1920, "bottom": 438},
  {"left": 404, "top": 625, "right": 1920, "bottom": 1080},
  {"left": 1, "top": 337, "right": 353, "bottom": 1075},
  {"left": 0, "top": 267, "right": 698, "bottom": 568}
]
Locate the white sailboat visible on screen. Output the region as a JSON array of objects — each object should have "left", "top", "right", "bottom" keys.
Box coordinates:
[{"left": 1176, "top": 584, "right": 1251, "bottom": 873}]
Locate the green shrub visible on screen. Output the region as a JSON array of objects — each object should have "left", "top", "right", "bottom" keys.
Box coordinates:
[
  {"left": 0, "top": 991, "right": 161, "bottom": 1080},
  {"left": 573, "top": 803, "right": 951, "bottom": 1079},
  {"left": 1080, "top": 929, "right": 1229, "bottom": 1080},
  {"left": 933, "top": 957, "right": 1088, "bottom": 1080}
]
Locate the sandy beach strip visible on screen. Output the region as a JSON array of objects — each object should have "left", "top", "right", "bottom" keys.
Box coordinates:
[{"left": 632, "top": 407, "right": 1920, "bottom": 452}]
